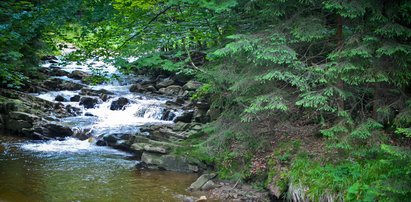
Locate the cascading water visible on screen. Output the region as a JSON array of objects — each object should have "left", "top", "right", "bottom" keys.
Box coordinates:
[
  {"left": 35, "top": 57, "right": 182, "bottom": 138},
  {"left": 0, "top": 57, "right": 197, "bottom": 202}
]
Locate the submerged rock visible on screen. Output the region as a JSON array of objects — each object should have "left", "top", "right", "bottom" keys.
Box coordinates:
[{"left": 140, "top": 152, "right": 199, "bottom": 173}]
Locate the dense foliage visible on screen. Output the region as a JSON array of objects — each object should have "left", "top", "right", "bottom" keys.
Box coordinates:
[{"left": 2, "top": 0, "right": 411, "bottom": 201}]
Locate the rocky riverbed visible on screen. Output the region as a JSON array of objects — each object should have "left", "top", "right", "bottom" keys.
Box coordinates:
[{"left": 0, "top": 56, "right": 270, "bottom": 201}]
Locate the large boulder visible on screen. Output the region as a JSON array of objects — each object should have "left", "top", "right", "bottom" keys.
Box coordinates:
[
  {"left": 97, "top": 133, "right": 133, "bottom": 151},
  {"left": 158, "top": 85, "right": 183, "bottom": 96},
  {"left": 110, "top": 97, "right": 130, "bottom": 110},
  {"left": 140, "top": 153, "right": 199, "bottom": 172},
  {"left": 6, "top": 112, "right": 39, "bottom": 133},
  {"left": 79, "top": 97, "right": 99, "bottom": 109},
  {"left": 43, "top": 123, "right": 73, "bottom": 138},
  {"left": 9, "top": 112, "right": 39, "bottom": 123},
  {"left": 183, "top": 80, "right": 203, "bottom": 91}
]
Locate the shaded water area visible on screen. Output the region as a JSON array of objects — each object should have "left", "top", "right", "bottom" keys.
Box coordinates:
[{"left": 0, "top": 134, "right": 198, "bottom": 202}]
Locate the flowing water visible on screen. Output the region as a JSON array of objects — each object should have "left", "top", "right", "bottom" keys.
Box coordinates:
[{"left": 0, "top": 57, "right": 199, "bottom": 201}]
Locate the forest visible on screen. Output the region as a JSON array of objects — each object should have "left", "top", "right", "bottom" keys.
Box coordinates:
[{"left": 1, "top": 0, "right": 411, "bottom": 201}]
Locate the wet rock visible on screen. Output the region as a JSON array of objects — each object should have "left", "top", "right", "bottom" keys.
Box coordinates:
[
  {"left": 183, "top": 80, "right": 203, "bottom": 91},
  {"left": 100, "top": 94, "right": 110, "bottom": 102},
  {"left": 99, "top": 133, "right": 133, "bottom": 151},
  {"left": 68, "top": 70, "right": 91, "bottom": 80},
  {"left": 65, "top": 105, "right": 81, "bottom": 115},
  {"left": 156, "top": 78, "right": 175, "bottom": 89},
  {"left": 55, "top": 95, "right": 67, "bottom": 102},
  {"left": 79, "top": 97, "right": 99, "bottom": 109},
  {"left": 73, "top": 128, "right": 93, "bottom": 140},
  {"left": 110, "top": 97, "right": 129, "bottom": 110},
  {"left": 84, "top": 112, "right": 95, "bottom": 117},
  {"left": 158, "top": 85, "right": 183, "bottom": 96},
  {"left": 140, "top": 153, "right": 199, "bottom": 172},
  {"left": 30, "top": 132, "right": 52, "bottom": 140},
  {"left": 130, "top": 84, "right": 146, "bottom": 93},
  {"left": 70, "top": 95, "right": 81, "bottom": 102},
  {"left": 43, "top": 123, "right": 73, "bottom": 138},
  {"left": 174, "top": 110, "right": 194, "bottom": 123},
  {"left": 161, "top": 109, "right": 176, "bottom": 121},
  {"left": 188, "top": 173, "right": 217, "bottom": 191}
]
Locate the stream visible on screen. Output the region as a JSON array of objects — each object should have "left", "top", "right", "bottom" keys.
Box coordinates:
[{"left": 0, "top": 57, "right": 199, "bottom": 201}]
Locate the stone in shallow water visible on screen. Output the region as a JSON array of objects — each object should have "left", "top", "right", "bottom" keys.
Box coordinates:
[
  {"left": 79, "top": 96, "right": 98, "bottom": 109},
  {"left": 70, "top": 95, "right": 80, "bottom": 102},
  {"left": 188, "top": 173, "right": 217, "bottom": 191},
  {"left": 43, "top": 123, "right": 73, "bottom": 138},
  {"left": 110, "top": 97, "right": 129, "bottom": 110},
  {"left": 55, "top": 95, "right": 66, "bottom": 102},
  {"left": 141, "top": 152, "right": 198, "bottom": 173}
]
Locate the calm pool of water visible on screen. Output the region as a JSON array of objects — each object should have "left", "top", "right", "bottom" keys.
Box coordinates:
[{"left": 0, "top": 135, "right": 198, "bottom": 202}]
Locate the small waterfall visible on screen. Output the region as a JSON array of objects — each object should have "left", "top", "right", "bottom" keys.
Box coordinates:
[{"left": 35, "top": 57, "right": 182, "bottom": 142}]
